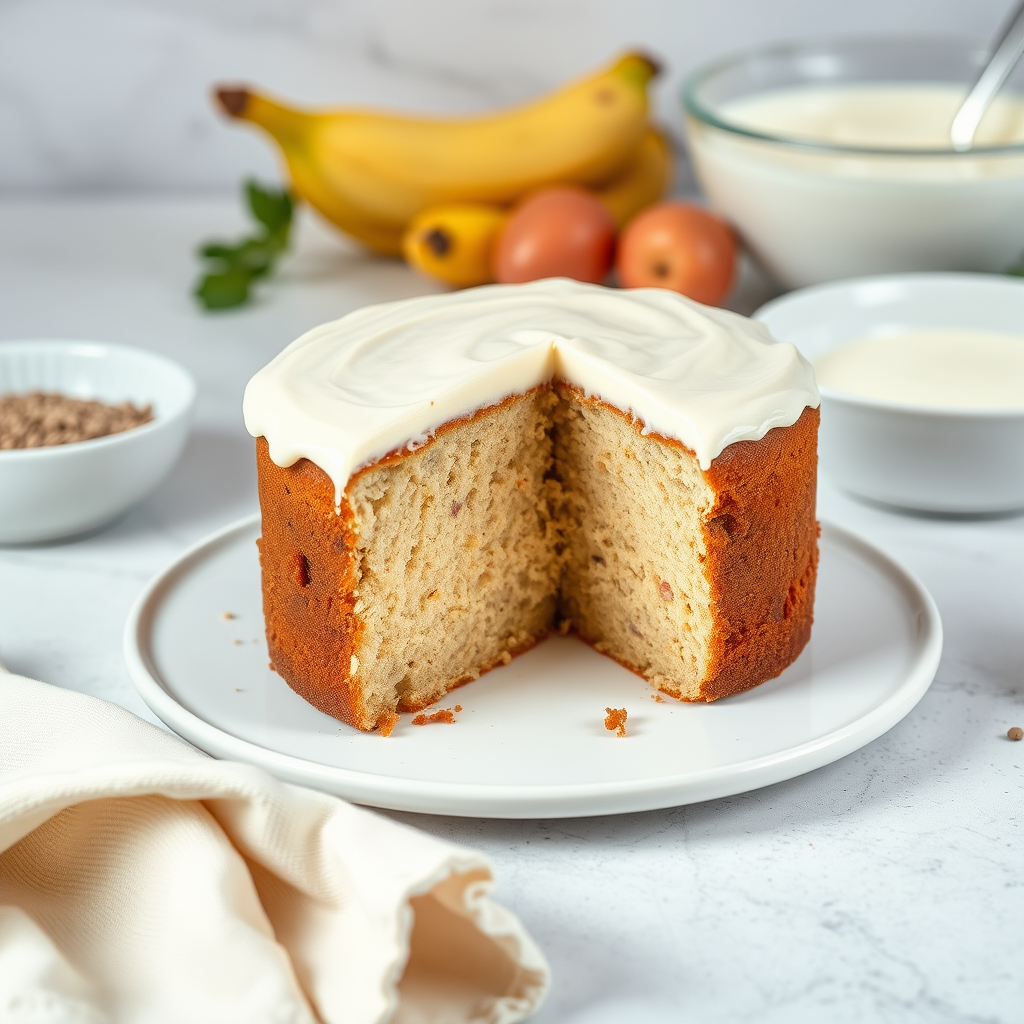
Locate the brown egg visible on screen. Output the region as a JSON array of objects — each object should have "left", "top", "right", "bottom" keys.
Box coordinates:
[
  {"left": 616, "top": 202, "right": 736, "bottom": 305},
  {"left": 493, "top": 187, "right": 616, "bottom": 284}
]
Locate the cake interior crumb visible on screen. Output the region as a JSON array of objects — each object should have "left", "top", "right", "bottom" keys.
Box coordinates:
[
  {"left": 222, "top": 611, "right": 237, "bottom": 620},
  {"left": 0, "top": 390, "right": 153, "bottom": 449},
  {"left": 604, "top": 707, "right": 627, "bottom": 737}
]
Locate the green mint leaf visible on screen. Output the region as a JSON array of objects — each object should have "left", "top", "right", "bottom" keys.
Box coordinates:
[
  {"left": 199, "top": 239, "right": 282, "bottom": 274},
  {"left": 199, "top": 242, "right": 241, "bottom": 262},
  {"left": 194, "top": 179, "right": 294, "bottom": 311},
  {"left": 195, "top": 269, "right": 252, "bottom": 310},
  {"left": 232, "top": 239, "right": 276, "bottom": 276},
  {"left": 246, "top": 180, "right": 294, "bottom": 235},
  {"left": 268, "top": 221, "right": 292, "bottom": 249}
]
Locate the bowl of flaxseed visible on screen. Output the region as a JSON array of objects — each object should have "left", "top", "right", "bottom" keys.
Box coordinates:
[{"left": 0, "top": 340, "right": 195, "bottom": 543}]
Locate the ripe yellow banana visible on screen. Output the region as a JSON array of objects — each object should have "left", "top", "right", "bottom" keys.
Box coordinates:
[
  {"left": 597, "top": 127, "right": 672, "bottom": 227},
  {"left": 215, "top": 52, "right": 659, "bottom": 255},
  {"left": 403, "top": 203, "right": 507, "bottom": 288},
  {"left": 402, "top": 128, "right": 672, "bottom": 288}
]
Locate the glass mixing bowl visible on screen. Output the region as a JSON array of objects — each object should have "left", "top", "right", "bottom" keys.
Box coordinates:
[{"left": 683, "top": 36, "right": 1024, "bottom": 288}]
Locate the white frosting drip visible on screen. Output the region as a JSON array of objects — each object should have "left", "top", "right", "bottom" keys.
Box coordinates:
[{"left": 243, "top": 279, "right": 819, "bottom": 505}]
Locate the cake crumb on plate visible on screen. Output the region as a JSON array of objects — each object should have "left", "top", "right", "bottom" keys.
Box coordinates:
[
  {"left": 605, "top": 707, "right": 627, "bottom": 737},
  {"left": 413, "top": 709, "right": 456, "bottom": 726}
]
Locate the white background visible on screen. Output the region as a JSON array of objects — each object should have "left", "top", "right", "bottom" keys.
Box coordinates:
[
  {"left": 0, "top": 0, "right": 1014, "bottom": 192},
  {"left": 2, "top": 5, "right": 1023, "bottom": 1021}
]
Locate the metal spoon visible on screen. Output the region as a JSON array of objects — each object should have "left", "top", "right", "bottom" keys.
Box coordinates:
[{"left": 951, "top": 0, "right": 1024, "bottom": 151}]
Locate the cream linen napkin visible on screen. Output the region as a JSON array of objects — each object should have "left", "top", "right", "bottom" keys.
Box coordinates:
[{"left": 0, "top": 667, "right": 548, "bottom": 1024}]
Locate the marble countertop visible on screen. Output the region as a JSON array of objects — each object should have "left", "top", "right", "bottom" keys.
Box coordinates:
[{"left": 1, "top": 197, "right": 1021, "bottom": 1024}]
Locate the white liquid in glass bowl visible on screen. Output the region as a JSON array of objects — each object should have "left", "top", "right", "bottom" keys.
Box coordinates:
[{"left": 687, "top": 80, "right": 1024, "bottom": 287}]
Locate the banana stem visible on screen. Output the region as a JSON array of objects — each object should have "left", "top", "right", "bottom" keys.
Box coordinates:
[
  {"left": 214, "top": 86, "right": 312, "bottom": 145},
  {"left": 614, "top": 52, "right": 662, "bottom": 86}
]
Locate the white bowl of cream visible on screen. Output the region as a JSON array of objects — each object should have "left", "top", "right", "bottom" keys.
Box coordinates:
[
  {"left": 755, "top": 273, "right": 1024, "bottom": 513},
  {"left": 684, "top": 36, "right": 1024, "bottom": 288},
  {"left": 0, "top": 341, "right": 195, "bottom": 543}
]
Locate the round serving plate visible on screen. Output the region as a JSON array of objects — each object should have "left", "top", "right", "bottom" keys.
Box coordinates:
[{"left": 124, "top": 515, "right": 942, "bottom": 819}]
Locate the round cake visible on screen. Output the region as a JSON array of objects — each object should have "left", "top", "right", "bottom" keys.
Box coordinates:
[{"left": 244, "top": 279, "right": 820, "bottom": 732}]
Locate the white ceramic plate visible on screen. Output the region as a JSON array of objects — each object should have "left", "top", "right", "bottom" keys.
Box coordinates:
[{"left": 125, "top": 515, "right": 942, "bottom": 819}]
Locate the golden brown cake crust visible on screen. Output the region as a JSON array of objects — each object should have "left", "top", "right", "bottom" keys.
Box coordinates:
[
  {"left": 255, "top": 399, "right": 818, "bottom": 728},
  {"left": 700, "top": 405, "right": 819, "bottom": 700},
  {"left": 256, "top": 436, "right": 365, "bottom": 729}
]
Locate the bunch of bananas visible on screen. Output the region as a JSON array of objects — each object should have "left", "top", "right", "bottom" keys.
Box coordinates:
[{"left": 215, "top": 52, "right": 670, "bottom": 287}]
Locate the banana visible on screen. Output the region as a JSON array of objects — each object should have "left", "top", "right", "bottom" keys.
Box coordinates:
[
  {"left": 596, "top": 127, "right": 672, "bottom": 227},
  {"left": 403, "top": 203, "right": 507, "bottom": 287},
  {"left": 402, "top": 128, "right": 671, "bottom": 287},
  {"left": 215, "top": 52, "right": 659, "bottom": 255}
]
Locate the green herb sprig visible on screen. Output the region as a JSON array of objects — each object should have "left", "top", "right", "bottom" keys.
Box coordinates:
[{"left": 195, "top": 180, "right": 294, "bottom": 310}]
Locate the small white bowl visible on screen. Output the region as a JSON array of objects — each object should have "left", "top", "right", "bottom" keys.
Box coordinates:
[
  {"left": 755, "top": 273, "right": 1024, "bottom": 514},
  {"left": 0, "top": 341, "right": 196, "bottom": 543}
]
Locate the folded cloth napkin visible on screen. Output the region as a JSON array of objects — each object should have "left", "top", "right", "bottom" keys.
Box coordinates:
[{"left": 0, "top": 667, "right": 548, "bottom": 1024}]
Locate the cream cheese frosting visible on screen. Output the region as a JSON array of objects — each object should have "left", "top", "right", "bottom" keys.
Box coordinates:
[{"left": 243, "top": 279, "right": 819, "bottom": 505}]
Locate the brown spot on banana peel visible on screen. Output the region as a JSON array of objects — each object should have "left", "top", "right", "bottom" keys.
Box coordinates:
[{"left": 425, "top": 228, "right": 453, "bottom": 256}]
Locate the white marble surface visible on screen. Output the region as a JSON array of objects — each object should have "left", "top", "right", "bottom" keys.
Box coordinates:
[
  {"left": 0, "top": 0, "right": 1013, "bottom": 191},
  {"left": 1, "top": 197, "right": 1022, "bottom": 1023}
]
